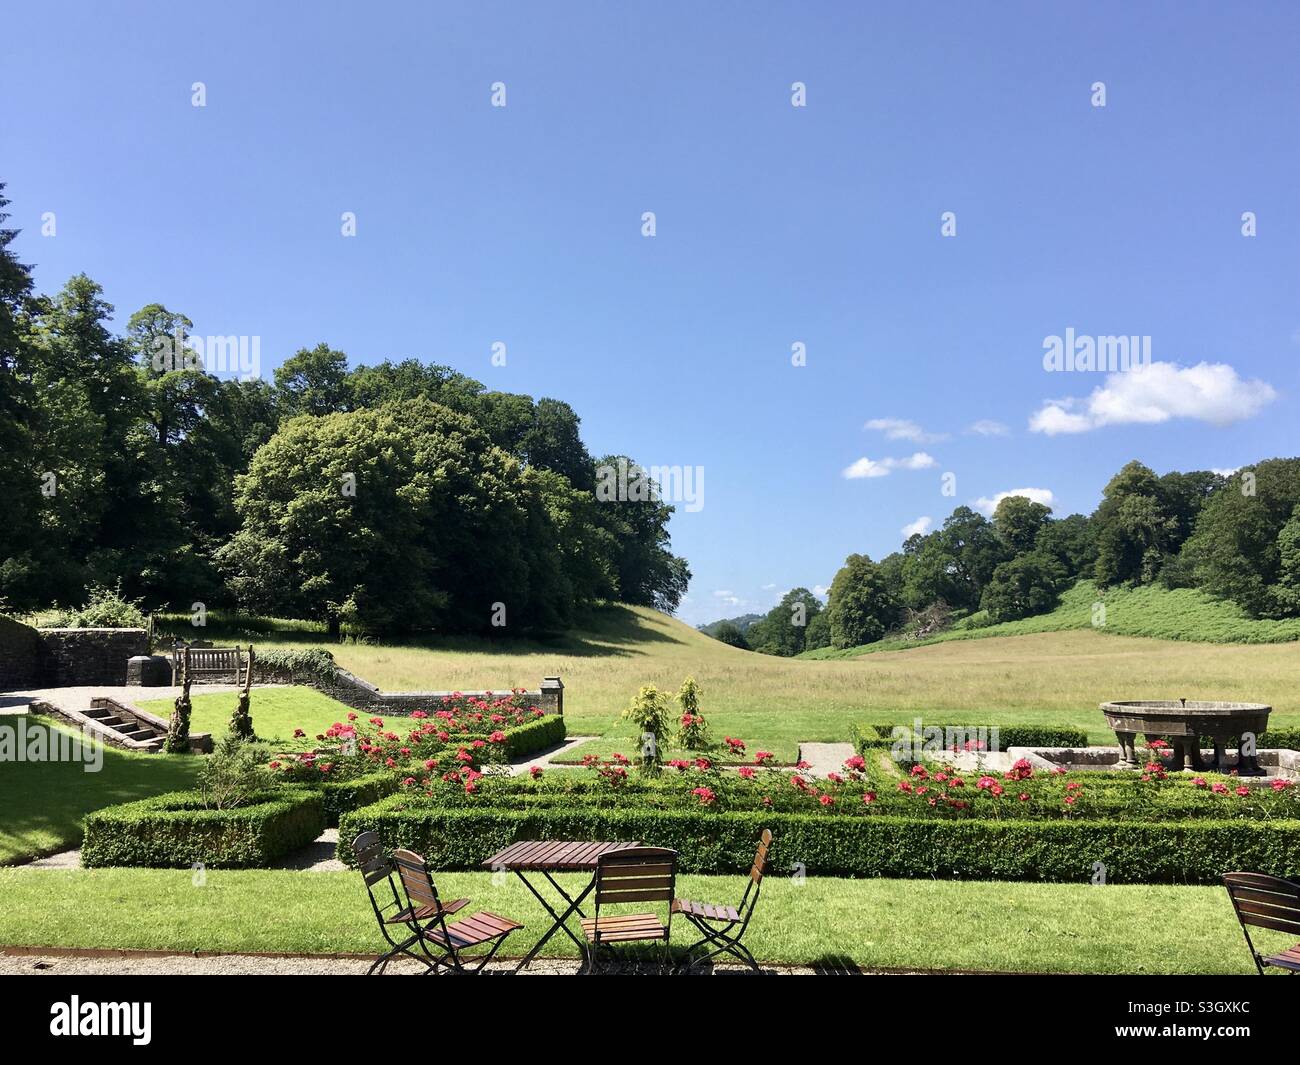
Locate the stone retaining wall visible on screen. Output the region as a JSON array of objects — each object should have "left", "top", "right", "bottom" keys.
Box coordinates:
[
  {"left": 0, "top": 618, "right": 149, "bottom": 689},
  {"left": 248, "top": 663, "right": 565, "bottom": 716}
]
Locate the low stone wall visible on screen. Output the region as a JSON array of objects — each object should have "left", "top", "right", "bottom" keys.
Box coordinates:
[
  {"left": 37, "top": 629, "right": 149, "bottom": 687},
  {"left": 0, "top": 618, "right": 149, "bottom": 690},
  {"left": 0, "top": 615, "right": 42, "bottom": 689},
  {"left": 248, "top": 663, "right": 565, "bottom": 717}
]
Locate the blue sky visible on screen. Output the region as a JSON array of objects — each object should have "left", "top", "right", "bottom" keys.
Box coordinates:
[{"left": 3, "top": 1, "right": 1297, "bottom": 625}]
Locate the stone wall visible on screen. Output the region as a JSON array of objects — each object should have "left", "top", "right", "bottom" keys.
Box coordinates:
[
  {"left": 0, "top": 615, "right": 42, "bottom": 689},
  {"left": 36, "top": 629, "right": 149, "bottom": 687},
  {"left": 249, "top": 662, "right": 565, "bottom": 717}
]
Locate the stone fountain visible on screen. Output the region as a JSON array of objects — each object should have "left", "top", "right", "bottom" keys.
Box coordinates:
[{"left": 1100, "top": 699, "right": 1272, "bottom": 775}]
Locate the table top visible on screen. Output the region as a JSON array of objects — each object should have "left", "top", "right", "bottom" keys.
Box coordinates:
[{"left": 482, "top": 840, "right": 641, "bottom": 872}]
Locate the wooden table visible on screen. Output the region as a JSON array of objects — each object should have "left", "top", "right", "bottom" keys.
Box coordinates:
[{"left": 482, "top": 840, "right": 641, "bottom": 971}]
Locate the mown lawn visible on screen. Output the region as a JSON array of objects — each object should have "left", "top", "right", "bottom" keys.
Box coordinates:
[
  {"left": 0, "top": 867, "right": 1274, "bottom": 974},
  {"left": 147, "top": 601, "right": 1300, "bottom": 760},
  {"left": 0, "top": 720, "right": 201, "bottom": 865},
  {"left": 137, "top": 687, "right": 357, "bottom": 748}
]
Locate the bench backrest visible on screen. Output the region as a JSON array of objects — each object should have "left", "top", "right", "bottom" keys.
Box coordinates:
[{"left": 174, "top": 646, "right": 242, "bottom": 671}]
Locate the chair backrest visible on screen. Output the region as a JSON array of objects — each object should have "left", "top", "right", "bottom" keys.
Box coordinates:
[
  {"left": 1223, "top": 872, "right": 1300, "bottom": 937},
  {"left": 750, "top": 829, "right": 773, "bottom": 885},
  {"left": 391, "top": 847, "right": 442, "bottom": 914},
  {"left": 595, "top": 847, "right": 677, "bottom": 908},
  {"left": 353, "top": 831, "right": 402, "bottom": 922}
]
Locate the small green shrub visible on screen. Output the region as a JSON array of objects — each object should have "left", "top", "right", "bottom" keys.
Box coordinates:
[
  {"left": 48, "top": 583, "right": 147, "bottom": 629},
  {"left": 852, "top": 722, "right": 1090, "bottom": 753},
  {"left": 255, "top": 647, "right": 339, "bottom": 680},
  {"left": 621, "top": 685, "right": 672, "bottom": 773},
  {"left": 82, "top": 789, "right": 325, "bottom": 868}
]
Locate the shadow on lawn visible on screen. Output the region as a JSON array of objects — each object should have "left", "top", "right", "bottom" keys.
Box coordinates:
[{"left": 175, "top": 603, "right": 685, "bottom": 660}]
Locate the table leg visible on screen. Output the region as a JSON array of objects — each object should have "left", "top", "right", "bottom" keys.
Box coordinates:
[{"left": 512, "top": 870, "right": 597, "bottom": 972}]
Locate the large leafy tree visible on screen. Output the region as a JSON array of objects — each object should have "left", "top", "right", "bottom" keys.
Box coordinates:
[
  {"left": 746, "top": 587, "right": 824, "bottom": 656},
  {"left": 0, "top": 185, "right": 44, "bottom": 606},
  {"left": 980, "top": 552, "right": 1067, "bottom": 622},
  {"left": 1180, "top": 458, "right": 1300, "bottom": 617},
  {"left": 1092, "top": 460, "right": 1180, "bottom": 586},
  {"left": 827, "top": 554, "right": 898, "bottom": 648},
  {"left": 992, "top": 495, "right": 1052, "bottom": 554}
]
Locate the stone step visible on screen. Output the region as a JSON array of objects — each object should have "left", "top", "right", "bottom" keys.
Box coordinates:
[{"left": 120, "top": 728, "right": 157, "bottom": 742}]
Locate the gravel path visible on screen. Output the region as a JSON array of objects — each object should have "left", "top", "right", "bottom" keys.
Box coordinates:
[
  {"left": 796, "top": 741, "right": 856, "bottom": 777},
  {"left": 0, "top": 950, "right": 831, "bottom": 975}
]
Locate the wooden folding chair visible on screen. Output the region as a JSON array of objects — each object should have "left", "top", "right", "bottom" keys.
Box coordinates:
[
  {"left": 580, "top": 846, "right": 677, "bottom": 973},
  {"left": 1222, "top": 872, "right": 1300, "bottom": 975},
  {"left": 673, "top": 828, "right": 772, "bottom": 972},
  {"left": 354, "top": 831, "right": 436, "bottom": 975},
  {"left": 389, "top": 847, "right": 523, "bottom": 974}
]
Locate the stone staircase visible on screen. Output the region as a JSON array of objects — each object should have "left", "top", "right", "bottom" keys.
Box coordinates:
[
  {"left": 82, "top": 699, "right": 167, "bottom": 751},
  {"left": 30, "top": 695, "right": 210, "bottom": 753}
]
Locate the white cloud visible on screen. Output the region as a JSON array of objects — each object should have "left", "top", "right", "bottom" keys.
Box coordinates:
[
  {"left": 1211, "top": 467, "right": 1240, "bottom": 477},
  {"left": 1029, "top": 361, "right": 1277, "bottom": 435},
  {"left": 761, "top": 582, "right": 777, "bottom": 590},
  {"left": 842, "top": 451, "right": 937, "bottom": 479},
  {"left": 812, "top": 585, "right": 830, "bottom": 599},
  {"left": 973, "top": 487, "right": 1056, "bottom": 517},
  {"left": 865, "top": 418, "right": 948, "bottom": 444},
  {"left": 901, "top": 515, "right": 933, "bottom": 538},
  {"left": 966, "top": 419, "right": 1010, "bottom": 437}
]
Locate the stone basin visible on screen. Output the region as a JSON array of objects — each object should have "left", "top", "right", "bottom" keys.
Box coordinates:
[{"left": 1100, "top": 700, "right": 1272, "bottom": 774}]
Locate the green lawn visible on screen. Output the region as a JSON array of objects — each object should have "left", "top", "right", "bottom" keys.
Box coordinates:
[
  {"left": 0, "top": 720, "right": 201, "bottom": 865},
  {"left": 137, "top": 686, "right": 358, "bottom": 748},
  {"left": 0, "top": 867, "right": 1277, "bottom": 974}
]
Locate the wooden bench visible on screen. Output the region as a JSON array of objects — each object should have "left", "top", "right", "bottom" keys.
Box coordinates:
[{"left": 171, "top": 645, "right": 247, "bottom": 685}]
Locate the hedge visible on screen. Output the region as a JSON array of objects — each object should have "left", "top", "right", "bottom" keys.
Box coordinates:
[
  {"left": 82, "top": 788, "right": 325, "bottom": 869},
  {"left": 315, "top": 771, "right": 399, "bottom": 826},
  {"left": 337, "top": 798, "right": 1300, "bottom": 884},
  {"left": 853, "top": 722, "right": 1090, "bottom": 753}
]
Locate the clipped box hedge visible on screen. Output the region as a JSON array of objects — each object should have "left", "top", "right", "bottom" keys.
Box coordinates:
[
  {"left": 447, "top": 714, "right": 567, "bottom": 762},
  {"left": 338, "top": 796, "right": 1300, "bottom": 884},
  {"left": 316, "top": 771, "right": 399, "bottom": 826},
  {"left": 853, "top": 722, "right": 1090, "bottom": 753},
  {"left": 82, "top": 788, "right": 325, "bottom": 869}
]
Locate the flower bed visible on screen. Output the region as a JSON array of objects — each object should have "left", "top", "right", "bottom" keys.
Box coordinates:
[
  {"left": 336, "top": 749, "right": 1300, "bottom": 883},
  {"left": 82, "top": 788, "right": 325, "bottom": 869},
  {"left": 267, "top": 692, "right": 565, "bottom": 788}
]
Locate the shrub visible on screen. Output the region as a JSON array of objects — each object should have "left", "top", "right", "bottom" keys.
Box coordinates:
[
  {"left": 316, "top": 771, "right": 400, "bottom": 826},
  {"left": 676, "top": 677, "right": 710, "bottom": 750},
  {"left": 82, "top": 789, "right": 325, "bottom": 868},
  {"left": 338, "top": 799, "right": 1300, "bottom": 884},
  {"left": 48, "top": 583, "right": 147, "bottom": 628},
  {"left": 255, "top": 647, "right": 339, "bottom": 681},
  {"left": 622, "top": 685, "right": 672, "bottom": 772},
  {"left": 198, "top": 737, "right": 274, "bottom": 809},
  {"left": 852, "top": 722, "right": 1090, "bottom": 752}
]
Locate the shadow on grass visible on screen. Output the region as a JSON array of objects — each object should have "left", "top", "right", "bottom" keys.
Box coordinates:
[{"left": 159, "top": 603, "right": 685, "bottom": 660}]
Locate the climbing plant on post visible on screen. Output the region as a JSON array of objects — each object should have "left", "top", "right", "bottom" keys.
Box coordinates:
[
  {"left": 228, "top": 645, "right": 257, "bottom": 741},
  {"left": 164, "top": 646, "right": 193, "bottom": 754}
]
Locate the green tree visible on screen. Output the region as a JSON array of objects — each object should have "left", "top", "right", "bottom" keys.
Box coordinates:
[
  {"left": 274, "top": 343, "right": 350, "bottom": 416},
  {"left": 827, "top": 554, "right": 898, "bottom": 648},
  {"left": 993, "top": 495, "right": 1052, "bottom": 554},
  {"left": 709, "top": 620, "right": 749, "bottom": 648},
  {"left": 1092, "top": 460, "right": 1179, "bottom": 586},
  {"left": 980, "top": 552, "right": 1067, "bottom": 622},
  {"left": 1180, "top": 459, "right": 1300, "bottom": 616}
]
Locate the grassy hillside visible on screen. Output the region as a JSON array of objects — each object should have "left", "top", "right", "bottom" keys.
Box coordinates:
[
  {"left": 158, "top": 601, "right": 1300, "bottom": 758},
  {"left": 802, "top": 580, "right": 1300, "bottom": 660}
]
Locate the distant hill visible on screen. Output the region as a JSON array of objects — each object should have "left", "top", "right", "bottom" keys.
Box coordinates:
[
  {"left": 698, "top": 613, "right": 763, "bottom": 637},
  {"left": 799, "top": 579, "right": 1300, "bottom": 659}
]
